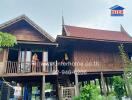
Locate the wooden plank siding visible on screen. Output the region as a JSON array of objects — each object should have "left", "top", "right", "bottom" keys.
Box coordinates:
[
  {"left": 1, "top": 20, "right": 52, "bottom": 43},
  {"left": 0, "top": 50, "right": 4, "bottom": 62},
  {"left": 10, "top": 28, "right": 50, "bottom": 42},
  {"left": 73, "top": 47, "right": 123, "bottom": 72}
]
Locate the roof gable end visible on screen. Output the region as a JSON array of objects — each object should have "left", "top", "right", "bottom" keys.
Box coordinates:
[{"left": 0, "top": 15, "right": 55, "bottom": 42}]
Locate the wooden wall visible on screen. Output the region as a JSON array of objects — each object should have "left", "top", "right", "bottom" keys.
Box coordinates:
[
  {"left": 73, "top": 45, "right": 123, "bottom": 72},
  {"left": 0, "top": 50, "right": 4, "bottom": 62},
  {"left": 10, "top": 28, "right": 49, "bottom": 42},
  {"left": 1, "top": 20, "right": 51, "bottom": 42}
]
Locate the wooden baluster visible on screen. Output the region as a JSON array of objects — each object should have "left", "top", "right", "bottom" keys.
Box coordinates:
[
  {"left": 12, "top": 62, "right": 14, "bottom": 73},
  {"left": 55, "top": 61, "right": 57, "bottom": 72},
  {"left": 40, "top": 62, "right": 41, "bottom": 72},
  {"left": 12, "top": 62, "right": 13, "bottom": 73},
  {"left": 38, "top": 62, "right": 39, "bottom": 72},
  {"left": 37, "top": 62, "right": 39, "bottom": 72},
  {"left": 36, "top": 62, "right": 37, "bottom": 72},
  {"left": 10, "top": 62, "right": 12, "bottom": 73},
  {"left": 14, "top": 62, "right": 16, "bottom": 73},
  {"left": 13, "top": 62, "right": 15, "bottom": 73},
  {"left": 11, "top": 62, "right": 13, "bottom": 73},
  {"left": 6, "top": 61, "right": 8, "bottom": 73},
  {"left": 38, "top": 62, "right": 40, "bottom": 72},
  {"left": 13, "top": 62, "right": 14, "bottom": 73},
  {"left": 8, "top": 61, "right": 9, "bottom": 73},
  {"left": 9, "top": 61, "right": 11, "bottom": 73},
  {"left": 15, "top": 62, "right": 17, "bottom": 73}
]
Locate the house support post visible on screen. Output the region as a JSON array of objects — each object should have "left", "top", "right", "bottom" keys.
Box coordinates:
[
  {"left": 101, "top": 72, "right": 107, "bottom": 97},
  {"left": 82, "top": 81, "right": 84, "bottom": 87},
  {"left": 105, "top": 77, "right": 109, "bottom": 94},
  {"left": 75, "top": 72, "right": 79, "bottom": 96},
  {"left": 99, "top": 78, "right": 102, "bottom": 94},
  {"left": 42, "top": 75, "right": 45, "bottom": 100}
]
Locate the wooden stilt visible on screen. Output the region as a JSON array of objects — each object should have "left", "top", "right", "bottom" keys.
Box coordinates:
[
  {"left": 56, "top": 76, "right": 59, "bottom": 100},
  {"left": 101, "top": 72, "right": 107, "bottom": 96},
  {"left": 105, "top": 77, "right": 109, "bottom": 94},
  {"left": 82, "top": 82, "right": 84, "bottom": 87},
  {"left": 94, "top": 79, "right": 96, "bottom": 85},
  {"left": 88, "top": 80, "right": 90, "bottom": 84},
  {"left": 42, "top": 76, "right": 45, "bottom": 100},
  {"left": 99, "top": 78, "right": 102, "bottom": 94},
  {"left": 75, "top": 73, "right": 79, "bottom": 96}
]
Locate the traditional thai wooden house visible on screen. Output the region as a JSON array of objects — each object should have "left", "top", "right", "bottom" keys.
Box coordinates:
[
  {"left": 56, "top": 24, "right": 132, "bottom": 99},
  {"left": 0, "top": 15, "right": 58, "bottom": 100},
  {"left": 0, "top": 15, "right": 132, "bottom": 100}
]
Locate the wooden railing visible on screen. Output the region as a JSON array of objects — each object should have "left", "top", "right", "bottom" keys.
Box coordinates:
[
  {"left": 5, "top": 61, "right": 58, "bottom": 75},
  {"left": 59, "top": 86, "right": 76, "bottom": 100}
]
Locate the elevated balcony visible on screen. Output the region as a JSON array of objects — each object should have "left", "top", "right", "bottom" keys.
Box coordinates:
[{"left": 2, "top": 61, "right": 58, "bottom": 76}]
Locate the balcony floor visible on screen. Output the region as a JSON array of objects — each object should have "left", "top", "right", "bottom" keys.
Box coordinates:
[{"left": 0, "top": 72, "right": 58, "bottom": 77}]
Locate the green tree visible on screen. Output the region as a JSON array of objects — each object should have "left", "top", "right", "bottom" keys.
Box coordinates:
[
  {"left": 113, "top": 76, "right": 125, "bottom": 100},
  {"left": 73, "top": 84, "right": 101, "bottom": 100},
  {"left": 119, "top": 44, "right": 132, "bottom": 99},
  {"left": 0, "top": 31, "right": 16, "bottom": 47}
]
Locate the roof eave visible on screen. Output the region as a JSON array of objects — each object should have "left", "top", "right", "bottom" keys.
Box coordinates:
[{"left": 57, "top": 35, "right": 132, "bottom": 44}]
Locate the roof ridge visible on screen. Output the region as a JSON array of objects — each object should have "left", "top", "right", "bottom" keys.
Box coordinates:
[{"left": 64, "top": 25, "right": 123, "bottom": 33}]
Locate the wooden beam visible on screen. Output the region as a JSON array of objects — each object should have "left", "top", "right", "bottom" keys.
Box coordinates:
[{"left": 42, "top": 75, "right": 45, "bottom": 100}]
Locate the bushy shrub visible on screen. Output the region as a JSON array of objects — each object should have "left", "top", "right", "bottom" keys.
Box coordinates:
[
  {"left": 113, "top": 76, "right": 125, "bottom": 100},
  {"left": 73, "top": 84, "right": 101, "bottom": 100}
]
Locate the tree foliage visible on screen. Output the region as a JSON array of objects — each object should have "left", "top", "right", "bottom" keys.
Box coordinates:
[
  {"left": 0, "top": 31, "right": 17, "bottom": 47},
  {"left": 118, "top": 44, "right": 132, "bottom": 99},
  {"left": 113, "top": 76, "right": 125, "bottom": 100},
  {"left": 73, "top": 84, "right": 101, "bottom": 100}
]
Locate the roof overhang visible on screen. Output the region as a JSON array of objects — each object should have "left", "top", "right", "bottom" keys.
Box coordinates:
[
  {"left": 17, "top": 41, "right": 58, "bottom": 46},
  {"left": 56, "top": 35, "right": 132, "bottom": 44}
]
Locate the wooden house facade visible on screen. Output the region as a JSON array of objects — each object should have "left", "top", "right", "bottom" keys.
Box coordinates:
[
  {"left": 0, "top": 15, "right": 58, "bottom": 100},
  {"left": 0, "top": 15, "right": 132, "bottom": 100},
  {"left": 56, "top": 25, "right": 132, "bottom": 99}
]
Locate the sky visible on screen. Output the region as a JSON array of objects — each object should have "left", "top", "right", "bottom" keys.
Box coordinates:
[{"left": 0, "top": 0, "right": 132, "bottom": 38}]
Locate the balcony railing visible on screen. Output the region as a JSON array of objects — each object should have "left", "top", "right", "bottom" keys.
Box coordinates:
[{"left": 5, "top": 61, "right": 58, "bottom": 75}]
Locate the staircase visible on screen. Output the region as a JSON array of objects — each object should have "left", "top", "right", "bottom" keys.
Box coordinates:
[{"left": 58, "top": 75, "right": 71, "bottom": 86}]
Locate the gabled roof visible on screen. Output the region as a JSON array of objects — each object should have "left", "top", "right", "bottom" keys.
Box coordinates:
[
  {"left": 110, "top": 5, "right": 125, "bottom": 10},
  {"left": 62, "top": 25, "right": 132, "bottom": 42},
  {"left": 0, "top": 15, "right": 55, "bottom": 42}
]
